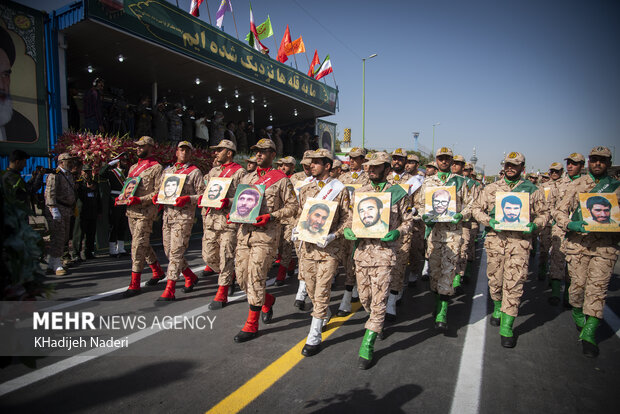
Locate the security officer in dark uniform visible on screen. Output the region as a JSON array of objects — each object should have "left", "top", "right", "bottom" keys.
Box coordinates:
[
  {"left": 99, "top": 153, "right": 129, "bottom": 257},
  {"left": 75, "top": 164, "right": 101, "bottom": 259}
]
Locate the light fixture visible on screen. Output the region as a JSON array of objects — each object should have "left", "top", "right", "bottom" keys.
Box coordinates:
[
  {"left": 117, "top": 54, "right": 125, "bottom": 62},
  {"left": 195, "top": 77, "right": 201, "bottom": 85},
  {"left": 237, "top": 105, "right": 242, "bottom": 112},
  {"left": 293, "top": 109, "right": 298, "bottom": 117},
  {"left": 217, "top": 84, "right": 223, "bottom": 92},
  {"left": 207, "top": 96, "right": 212, "bottom": 104},
  {"left": 263, "top": 102, "right": 267, "bottom": 108},
  {"left": 224, "top": 101, "right": 229, "bottom": 109},
  {"left": 269, "top": 115, "right": 273, "bottom": 121},
  {"left": 87, "top": 65, "right": 93, "bottom": 73},
  {"left": 234, "top": 89, "right": 239, "bottom": 98},
  {"left": 250, "top": 95, "right": 255, "bottom": 103}
]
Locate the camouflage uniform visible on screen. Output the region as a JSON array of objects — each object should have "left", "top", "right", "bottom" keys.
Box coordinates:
[
  {"left": 354, "top": 181, "right": 413, "bottom": 333},
  {"left": 126, "top": 159, "right": 163, "bottom": 273},
  {"left": 460, "top": 177, "right": 482, "bottom": 276},
  {"left": 339, "top": 169, "right": 370, "bottom": 287},
  {"left": 547, "top": 175, "right": 572, "bottom": 282},
  {"left": 158, "top": 163, "right": 204, "bottom": 280},
  {"left": 44, "top": 165, "right": 76, "bottom": 259},
  {"left": 538, "top": 179, "right": 558, "bottom": 274},
  {"left": 202, "top": 163, "right": 246, "bottom": 287},
  {"left": 472, "top": 177, "right": 549, "bottom": 317},
  {"left": 555, "top": 174, "right": 619, "bottom": 320},
  {"left": 386, "top": 170, "right": 413, "bottom": 293},
  {"left": 297, "top": 177, "right": 351, "bottom": 319},
  {"left": 415, "top": 172, "right": 472, "bottom": 296},
  {"left": 235, "top": 169, "right": 299, "bottom": 306}
]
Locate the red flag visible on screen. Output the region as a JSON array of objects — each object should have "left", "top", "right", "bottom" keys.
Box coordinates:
[
  {"left": 308, "top": 49, "right": 320, "bottom": 77},
  {"left": 277, "top": 25, "right": 291, "bottom": 63},
  {"left": 190, "top": 0, "right": 203, "bottom": 17}
]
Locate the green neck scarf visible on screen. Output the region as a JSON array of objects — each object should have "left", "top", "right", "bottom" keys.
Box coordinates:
[
  {"left": 437, "top": 171, "right": 450, "bottom": 182},
  {"left": 372, "top": 181, "right": 387, "bottom": 192},
  {"left": 504, "top": 176, "right": 520, "bottom": 189}
]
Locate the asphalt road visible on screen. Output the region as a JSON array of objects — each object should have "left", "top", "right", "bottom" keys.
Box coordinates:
[{"left": 1, "top": 237, "right": 619, "bottom": 413}]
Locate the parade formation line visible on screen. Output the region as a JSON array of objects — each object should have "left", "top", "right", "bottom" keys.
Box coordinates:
[
  {"left": 205, "top": 302, "right": 363, "bottom": 414},
  {"left": 449, "top": 252, "right": 488, "bottom": 414}
]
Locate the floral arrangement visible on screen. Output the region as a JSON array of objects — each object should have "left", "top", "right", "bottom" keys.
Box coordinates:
[{"left": 54, "top": 131, "right": 214, "bottom": 172}]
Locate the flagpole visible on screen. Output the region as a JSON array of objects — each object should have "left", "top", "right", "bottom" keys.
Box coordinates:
[
  {"left": 293, "top": 54, "right": 298, "bottom": 70},
  {"left": 231, "top": 5, "right": 240, "bottom": 39},
  {"left": 304, "top": 50, "right": 311, "bottom": 72},
  {"left": 331, "top": 72, "right": 338, "bottom": 88},
  {"left": 205, "top": 0, "right": 212, "bottom": 25},
  {"left": 272, "top": 25, "right": 279, "bottom": 57}
]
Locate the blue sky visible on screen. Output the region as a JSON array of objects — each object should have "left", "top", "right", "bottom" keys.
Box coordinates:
[{"left": 22, "top": 0, "right": 620, "bottom": 174}]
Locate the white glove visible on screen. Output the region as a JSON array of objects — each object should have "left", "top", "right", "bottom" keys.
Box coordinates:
[
  {"left": 51, "top": 207, "right": 61, "bottom": 220},
  {"left": 317, "top": 233, "right": 336, "bottom": 248},
  {"left": 291, "top": 227, "right": 299, "bottom": 242},
  {"left": 108, "top": 159, "right": 120, "bottom": 166}
]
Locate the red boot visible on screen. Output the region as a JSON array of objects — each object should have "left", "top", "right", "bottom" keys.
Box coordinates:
[
  {"left": 275, "top": 265, "right": 287, "bottom": 286},
  {"left": 123, "top": 272, "right": 141, "bottom": 297},
  {"left": 261, "top": 293, "right": 276, "bottom": 323},
  {"left": 146, "top": 262, "right": 165, "bottom": 286},
  {"left": 202, "top": 265, "right": 216, "bottom": 277},
  {"left": 208, "top": 285, "right": 229, "bottom": 310},
  {"left": 234, "top": 307, "right": 260, "bottom": 342},
  {"left": 157, "top": 280, "right": 176, "bottom": 302},
  {"left": 182, "top": 267, "right": 199, "bottom": 293}
]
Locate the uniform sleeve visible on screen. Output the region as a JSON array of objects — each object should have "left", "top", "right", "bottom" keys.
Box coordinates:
[
  {"left": 547, "top": 186, "right": 560, "bottom": 222},
  {"left": 459, "top": 182, "right": 473, "bottom": 221},
  {"left": 413, "top": 183, "right": 425, "bottom": 216},
  {"left": 471, "top": 185, "right": 493, "bottom": 227},
  {"left": 531, "top": 187, "right": 550, "bottom": 228},
  {"left": 142, "top": 165, "right": 164, "bottom": 204},
  {"left": 332, "top": 189, "right": 351, "bottom": 238},
  {"left": 555, "top": 185, "right": 580, "bottom": 231},
  {"left": 190, "top": 169, "right": 204, "bottom": 204},
  {"left": 271, "top": 179, "right": 299, "bottom": 221},
  {"left": 45, "top": 174, "right": 57, "bottom": 207},
  {"left": 396, "top": 194, "right": 414, "bottom": 235}
]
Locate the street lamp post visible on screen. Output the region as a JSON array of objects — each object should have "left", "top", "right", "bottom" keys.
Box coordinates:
[
  {"left": 432, "top": 122, "right": 440, "bottom": 155},
  {"left": 362, "top": 53, "right": 377, "bottom": 149}
]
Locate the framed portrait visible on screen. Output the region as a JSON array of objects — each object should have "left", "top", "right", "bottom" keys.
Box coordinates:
[
  {"left": 579, "top": 193, "right": 620, "bottom": 232},
  {"left": 352, "top": 192, "right": 392, "bottom": 238},
  {"left": 116, "top": 177, "right": 141, "bottom": 205},
  {"left": 200, "top": 177, "right": 232, "bottom": 208},
  {"left": 157, "top": 174, "right": 187, "bottom": 205},
  {"left": 229, "top": 184, "right": 265, "bottom": 223},
  {"left": 494, "top": 192, "right": 530, "bottom": 231},
  {"left": 296, "top": 198, "right": 338, "bottom": 245},
  {"left": 424, "top": 186, "right": 457, "bottom": 222}
]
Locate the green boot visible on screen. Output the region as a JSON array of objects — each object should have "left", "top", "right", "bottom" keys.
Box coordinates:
[
  {"left": 548, "top": 280, "right": 561, "bottom": 306},
  {"left": 500, "top": 312, "right": 516, "bottom": 348},
  {"left": 571, "top": 307, "right": 586, "bottom": 331},
  {"left": 358, "top": 329, "right": 378, "bottom": 369},
  {"left": 579, "top": 316, "right": 600, "bottom": 358},
  {"left": 435, "top": 297, "right": 448, "bottom": 330},
  {"left": 433, "top": 293, "right": 441, "bottom": 317},
  {"left": 453, "top": 274, "right": 462, "bottom": 289},
  {"left": 490, "top": 300, "right": 501, "bottom": 326}
]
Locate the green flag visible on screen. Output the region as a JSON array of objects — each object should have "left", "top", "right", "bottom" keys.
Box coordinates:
[{"left": 245, "top": 15, "right": 273, "bottom": 42}]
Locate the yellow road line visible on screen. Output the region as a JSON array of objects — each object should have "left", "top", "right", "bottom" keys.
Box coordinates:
[{"left": 205, "top": 302, "right": 362, "bottom": 414}]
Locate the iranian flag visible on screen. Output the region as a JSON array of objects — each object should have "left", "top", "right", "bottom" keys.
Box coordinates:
[
  {"left": 190, "top": 0, "right": 203, "bottom": 17},
  {"left": 248, "top": 3, "right": 269, "bottom": 54},
  {"left": 314, "top": 55, "right": 333, "bottom": 80}
]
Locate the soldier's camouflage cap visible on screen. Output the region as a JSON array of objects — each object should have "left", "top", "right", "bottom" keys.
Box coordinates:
[
  {"left": 135, "top": 136, "right": 155, "bottom": 146},
  {"left": 391, "top": 148, "right": 407, "bottom": 158},
  {"left": 332, "top": 159, "right": 342, "bottom": 168},
  {"left": 435, "top": 147, "right": 453, "bottom": 157},
  {"left": 210, "top": 139, "right": 236, "bottom": 152},
  {"left": 247, "top": 156, "right": 257, "bottom": 163},
  {"left": 453, "top": 155, "right": 466, "bottom": 163},
  {"left": 177, "top": 140, "right": 194, "bottom": 150},
  {"left": 58, "top": 153, "right": 74, "bottom": 161},
  {"left": 464, "top": 162, "right": 474, "bottom": 170},
  {"left": 549, "top": 162, "right": 563, "bottom": 171},
  {"left": 363, "top": 151, "right": 391, "bottom": 166},
  {"left": 425, "top": 161, "right": 438, "bottom": 168},
  {"left": 300, "top": 150, "right": 313, "bottom": 165},
  {"left": 541, "top": 173, "right": 550, "bottom": 178},
  {"left": 407, "top": 154, "right": 420, "bottom": 162},
  {"left": 564, "top": 152, "right": 585, "bottom": 163},
  {"left": 250, "top": 138, "right": 276, "bottom": 151},
  {"left": 504, "top": 151, "right": 525, "bottom": 165},
  {"left": 348, "top": 147, "right": 367, "bottom": 158},
  {"left": 278, "top": 156, "right": 296, "bottom": 165},
  {"left": 309, "top": 148, "right": 334, "bottom": 161},
  {"left": 589, "top": 146, "right": 612, "bottom": 158},
  {"left": 341, "top": 163, "right": 350, "bottom": 171}
]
